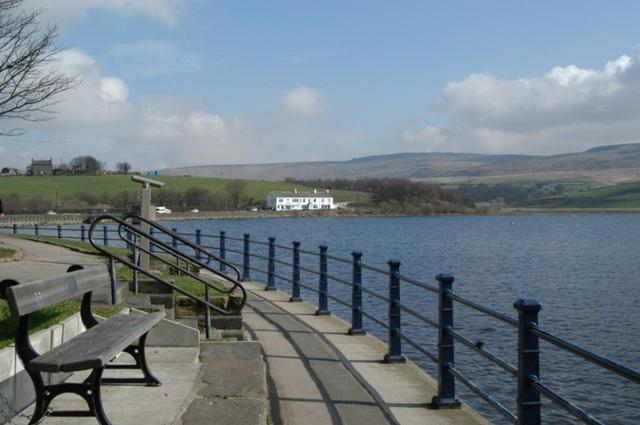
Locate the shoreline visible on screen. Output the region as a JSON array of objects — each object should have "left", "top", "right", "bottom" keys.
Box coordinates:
[{"left": 2, "top": 207, "right": 640, "bottom": 226}]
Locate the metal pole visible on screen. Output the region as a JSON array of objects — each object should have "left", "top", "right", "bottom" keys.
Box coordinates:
[
  {"left": 109, "top": 256, "right": 117, "bottom": 305},
  {"left": 266, "top": 237, "right": 276, "bottom": 291},
  {"left": 384, "top": 260, "right": 405, "bottom": 363},
  {"left": 139, "top": 185, "right": 151, "bottom": 270},
  {"left": 81, "top": 225, "right": 86, "bottom": 241},
  {"left": 242, "top": 233, "right": 250, "bottom": 281},
  {"left": 103, "top": 225, "right": 108, "bottom": 246},
  {"left": 172, "top": 227, "right": 178, "bottom": 249},
  {"left": 431, "top": 274, "right": 460, "bottom": 408},
  {"left": 316, "top": 245, "right": 330, "bottom": 315},
  {"left": 348, "top": 251, "right": 365, "bottom": 335},
  {"left": 57, "top": 224, "right": 62, "bottom": 239},
  {"left": 34, "top": 224, "right": 39, "bottom": 236},
  {"left": 290, "top": 241, "right": 302, "bottom": 302},
  {"left": 133, "top": 244, "right": 139, "bottom": 294},
  {"left": 12, "top": 224, "right": 17, "bottom": 234},
  {"left": 514, "top": 299, "right": 542, "bottom": 425},
  {"left": 195, "top": 229, "right": 202, "bottom": 260},
  {"left": 219, "top": 231, "right": 226, "bottom": 273},
  {"left": 204, "top": 283, "right": 211, "bottom": 340}
]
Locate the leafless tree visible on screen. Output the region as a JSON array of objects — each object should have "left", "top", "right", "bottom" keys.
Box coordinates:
[
  {"left": 116, "top": 161, "right": 132, "bottom": 174},
  {"left": 0, "top": 0, "right": 78, "bottom": 136}
]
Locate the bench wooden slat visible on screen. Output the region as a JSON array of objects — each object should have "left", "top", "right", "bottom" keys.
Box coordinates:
[
  {"left": 29, "top": 312, "right": 165, "bottom": 373},
  {"left": 6, "top": 266, "right": 110, "bottom": 316}
]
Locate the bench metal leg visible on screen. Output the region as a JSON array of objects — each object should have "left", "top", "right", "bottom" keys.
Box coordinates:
[
  {"left": 102, "top": 333, "right": 161, "bottom": 386},
  {"left": 28, "top": 367, "right": 112, "bottom": 425}
]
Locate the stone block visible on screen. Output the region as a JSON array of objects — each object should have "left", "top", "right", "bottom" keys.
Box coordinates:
[
  {"left": 181, "top": 398, "right": 265, "bottom": 425},
  {"left": 91, "top": 280, "right": 129, "bottom": 304}
]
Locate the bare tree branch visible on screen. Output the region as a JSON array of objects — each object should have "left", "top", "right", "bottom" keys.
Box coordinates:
[{"left": 0, "top": 0, "right": 78, "bottom": 136}]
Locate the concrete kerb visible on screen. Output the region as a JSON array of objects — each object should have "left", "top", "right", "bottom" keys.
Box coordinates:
[
  {"left": 0, "top": 314, "right": 85, "bottom": 424},
  {"left": 242, "top": 280, "right": 491, "bottom": 425}
]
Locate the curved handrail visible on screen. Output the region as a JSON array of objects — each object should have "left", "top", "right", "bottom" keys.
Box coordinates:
[
  {"left": 87, "top": 214, "right": 246, "bottom": 315},
  {"left": 120, "top": 212, "right": 242, "bottom": 281}
]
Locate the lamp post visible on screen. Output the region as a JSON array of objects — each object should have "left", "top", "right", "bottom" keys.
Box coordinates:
[{"left": 55, "top": 185, "right": 58, "bottom": 210}]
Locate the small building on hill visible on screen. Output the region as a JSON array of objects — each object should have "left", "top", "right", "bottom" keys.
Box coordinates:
[
  {"left": 28, "top": 158, "right": 53, "bottom": 176},
  {"left": 267, "top": 189, "right": 335, "bottom": 211}
]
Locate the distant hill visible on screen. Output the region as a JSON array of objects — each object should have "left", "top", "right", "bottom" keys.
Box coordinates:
[
  {"left": 162, "top": 143, "right": 640, "bottom": 185},
  {"left": 517, "top": 181, "right": 640, "bottom": 209}
]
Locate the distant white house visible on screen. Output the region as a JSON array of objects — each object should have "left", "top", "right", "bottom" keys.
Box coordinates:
[{"left": 267, "top": 189, "right": 335, "bottom": 211}]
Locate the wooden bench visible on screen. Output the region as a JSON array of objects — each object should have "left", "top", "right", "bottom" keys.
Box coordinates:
[{"left": 0, "top": 265, "right": 165, "bottom": 425}]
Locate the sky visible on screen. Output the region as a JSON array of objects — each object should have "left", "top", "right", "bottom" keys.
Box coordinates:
[{"left": 2, "top": 0, "right": 640, "bottom": 170}]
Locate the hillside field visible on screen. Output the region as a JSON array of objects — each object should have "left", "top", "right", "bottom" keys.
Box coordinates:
[
  {"left": 0, "top": 175, "right": 298, "bottom": 201},
  {"left": 517, "top": 182, "right": 640, "bottom": 209},
  {"left": 0, "top": 175, "right": 362, "bottom": 204}
]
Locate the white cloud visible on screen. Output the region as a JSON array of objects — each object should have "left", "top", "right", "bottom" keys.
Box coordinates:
[
  {"left": 407, "top": 50, "right": 640, "bottom": 154},
  {"left": 282, "top": 85, "right": 328, "bottom": 116},
  {"left": 50, "top": 49, "right": 131, "bottom": 126},
  {"left": 25, "top": 0, "right": 187, "bottom": 28}
]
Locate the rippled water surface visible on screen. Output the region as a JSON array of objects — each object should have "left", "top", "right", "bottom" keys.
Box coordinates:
[{"left": 161, "top": 214, "right": 639, "bottom": 424}]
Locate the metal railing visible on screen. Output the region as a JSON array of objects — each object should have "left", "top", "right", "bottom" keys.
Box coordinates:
[
  {"left": 2, "top": 223, "right": 638, "bottom": 424},
  {"left": 2, "top": 215, "right": 248, "bottom": 339}
]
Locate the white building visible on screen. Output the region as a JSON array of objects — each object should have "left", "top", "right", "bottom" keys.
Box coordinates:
[{"left": 267, "top": 189, "right": 335, "bottom": 211}]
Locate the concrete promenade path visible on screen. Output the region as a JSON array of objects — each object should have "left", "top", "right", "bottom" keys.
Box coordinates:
[
  {"left": 1, "top": 235, "right": 491, "bottom": 425},
  {"left": 242, "top": 280, "right": 489, "bottom": 425},
  {"left": 0, "top": 234, "right": 105, "bottom": 282}
]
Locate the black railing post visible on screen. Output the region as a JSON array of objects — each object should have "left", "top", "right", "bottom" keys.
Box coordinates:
[
  {"left": 219, "top": 231, "right": 226, "bottom": 273},
  {"left": 80, "top": 225, "right": 86, "bottom": 241},
  {"left": 290, "top": 241, "right": 302, "bottom": 302},
  {"left": 514, "top": 299, "right": 542, "bottom": 425},
  {"left": 431, "top": 274, "right": 461, "bottom": 408},
  {"left": 195, "top": 229, "right": 202, "bottom": 260},
  {"left": 103, "top": 225, "right": 108, "bottom": 246},
  {"left": 172, "top": 228, "right": 178, "bottom": 249},
  {"left": 34, "top": 224, "right": 39, "bottom": 236},
  {"left": 57, "top": 224, "right": 62, "bottom": 239},
  {"left": 348, "top": 251, "right": 366, "bottom": 335},
  {"left": 384, "top": 260, "right": 405, "bottom": 363},
  {"left": 242, "top": 233, "right": 250, "bottom": 280},
  {"left": 109, "top": 256, "right": 117, "bottom": 305},
  {"left": 316, "top": 245, "right": 330, "bottom": 315},
  {"left": 266, "top": 237, "right": 277, "bottom": 290},
  {"left": 132, "top": 243, "right": 139, "bottom": 294},
  {"left": 12, "top": 224, "right": 17, "bottom": 234}
]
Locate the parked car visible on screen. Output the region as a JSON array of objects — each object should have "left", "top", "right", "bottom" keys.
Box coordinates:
[
  {"left": 190, "top": 208, "right": 199, "bottom": 213},
  {"left": 47, "top": 210, "right": 57, "bottom": 215},
  {"left": 155, "top": 206, "right": 172, "bottom": 214}
]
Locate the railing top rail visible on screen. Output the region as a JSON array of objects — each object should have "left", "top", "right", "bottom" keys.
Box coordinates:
[
  {"left": 531, "top": 325, "right": 640, "bottom": 385},
  {"left": 88, "top": 214, "right": 246, "bottom": 315}
]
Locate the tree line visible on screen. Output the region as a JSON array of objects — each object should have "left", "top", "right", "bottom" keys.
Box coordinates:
[{"left": 285, "top": 177, "right": 476, "bottom": 214}]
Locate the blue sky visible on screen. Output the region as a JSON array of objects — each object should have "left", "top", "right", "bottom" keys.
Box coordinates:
[{"left": 2, "top": 0, "right": 640, "bottom": 170}]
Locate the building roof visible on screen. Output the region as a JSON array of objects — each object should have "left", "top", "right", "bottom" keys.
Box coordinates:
[
  {"left": 31, "top": 159, "right": 53, "bottom": 166},
  {"left": 269, "top": 191, "right": 332, "bottom": 198}
]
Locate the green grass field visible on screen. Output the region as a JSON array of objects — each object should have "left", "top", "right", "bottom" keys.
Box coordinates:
[
  {"left": 517, "top": 181, "right": 640, "bottom": 209},
  {"left": 0, "top": 245, "right": 15, "bottom": 259},
  {"left": 0, "top": 175, "right": 304, "bottom": 201},
  {"left": 0, "top": 175, "right": 365, "bottom": 206}
]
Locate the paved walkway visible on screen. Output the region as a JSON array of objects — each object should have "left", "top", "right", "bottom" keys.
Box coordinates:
[
  {"left": 11, "top": 348, "right": 202, "bottom": 425},
  {"left": 0, "top": 235, "right": 104, "bottom": 282},
  {"left": 242, "top": 281, "right": 489, "bottom": 425}
]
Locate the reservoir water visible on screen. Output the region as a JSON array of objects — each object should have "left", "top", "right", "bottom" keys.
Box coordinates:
[{"left": 162, "top": 214, "right": 638, "bottom": 424}]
